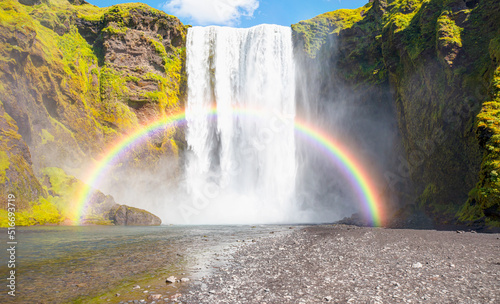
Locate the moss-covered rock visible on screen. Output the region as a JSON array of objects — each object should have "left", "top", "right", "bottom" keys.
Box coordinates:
[
  {"left": 0, "top": 100, "right": 45, "bottom": 210},
  {"left": 38, "top": 166, "right": 161, "bottom": 226},
  {"left": 108, "top": 204, "right": 161, "bottom": 226},
  {"left": 0, "top": 0, "right": 186, "bottom": 225},
  {"left": 293, "top": 0, "right": 500, "bottom": 228},
  {"left": 459, "top": 33, "right": 500, "bottom": 227}
]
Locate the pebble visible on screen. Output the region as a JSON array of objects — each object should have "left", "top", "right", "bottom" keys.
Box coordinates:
[
  {"left": 148, "top": 294, "right": 162, "bottom": 300},
  {"left": 170, "top": 293, "right": 182, "bottom": 300},
  {"left": 165, "top": 276, "right": 177, "bottom": 284},
  {"left": 154, "top": 226, "right": 500, "bottom": 303},
  {"left": 181, "top": 278, "right": 190, "bottom": 282}
]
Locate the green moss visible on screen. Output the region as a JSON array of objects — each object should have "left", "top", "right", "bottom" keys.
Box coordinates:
[
  {"left": 293, "top": 0, "right": 500, "bottom": 227},
  {"left": 462, "top": 61, "right": 500, "bottom": 223},
  {"left": 102, "top": 24, "right": 128, "bottom": 35},
  {"left": 0, "top": 0, "right": 185, "bottom": 220},
  {"left": 28, "top": 197, "right": 63, "bottom": 225},
  {"left": 292, "top": 5, "right": 370, "bottom": 58},
  {"left": 0, "top": 150, "right": 9, "bottom": 184},
  {"left": 100, "top": 66, "right": 127, "bottom": 100},
  {"left": 436, "top": 12, "right": 463, "bottom": 48},
  {"left": 145, "top": 39, "right": 184, "bottom": 111},
  {"left": 418, "top": 183, "right": 438, "bottom": 206},
  {"left": 80, "top": 214, "right": 114, "bottom": 225},
  {"left": 39, "top": 167, "right": 81, "bottom": 220},
  {"left": 41, "top": 129, "right": 55, "bottom": 145},
  {"left": 490, "top": 36, "right": 500, "bottom": 63},
  {"left": 126, "top": 75, "right": 140, "bottom": 84},
  {"left": 96, "top": 66, "right": 138, "bottom": 130},
  {"left": 78, "top": 2, "right": 176, "bottom": 25},
  {"left": 419, "top": 183, "right": 459, "bottom": 219},
  {"left": 42, "top": 167, "right": 77, "bottom": 197},
  {"left": 39, "top": 167, "right": 118, "bottom": 225},
  {"left": 0, "top": 196, "right": 63, "bottom": 227}
]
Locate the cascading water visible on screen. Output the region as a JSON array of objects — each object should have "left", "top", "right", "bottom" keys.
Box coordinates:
[{"left": 184, "top": 25, "right": 297, "bottom": 224}]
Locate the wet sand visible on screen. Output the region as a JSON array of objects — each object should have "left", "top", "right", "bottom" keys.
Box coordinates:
[{"left": 181, "top": 225, "right": 500, "bottom": 304}]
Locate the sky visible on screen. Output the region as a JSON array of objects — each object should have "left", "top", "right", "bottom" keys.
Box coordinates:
[{"left": 85, "top": 0, "right": 369, "bottom": 27}]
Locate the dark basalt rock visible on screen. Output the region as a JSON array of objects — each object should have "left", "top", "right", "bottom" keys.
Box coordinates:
[{"left": 108, "top": 204, "right": 162, "bottom": 226}]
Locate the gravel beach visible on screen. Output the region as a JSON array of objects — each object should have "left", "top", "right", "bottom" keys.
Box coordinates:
[{"left": 181, "top": 225, "right": 500, "bottom": 304}]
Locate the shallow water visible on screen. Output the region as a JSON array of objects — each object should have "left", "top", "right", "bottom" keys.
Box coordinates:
[{"left": 0, "top": 225, "right": 290, "bottom": 303}]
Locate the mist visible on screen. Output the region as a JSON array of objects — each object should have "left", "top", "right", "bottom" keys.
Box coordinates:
[{"left": 92, "top": 25, "right": 400, "bottom": 226}]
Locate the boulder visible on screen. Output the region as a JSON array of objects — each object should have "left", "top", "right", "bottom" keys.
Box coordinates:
[{"left": 108, "top": 205, "right": 161, "bottom": 226}]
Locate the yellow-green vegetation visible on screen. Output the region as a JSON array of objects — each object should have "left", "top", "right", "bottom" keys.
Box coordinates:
[
  {"left": 0, "top": 197, "right": 62, "bottom": 227},
  {"left": 0, "top": 167, "right": 79, "bottom": 227},
  {"left": 98, "top": 66, "right": 138, "bottom": 130},
  {"left": 382, "top": 0, "right": 428, "bottom": 33},
  {"left": 436, "top": 12, "right": 463, "bottom": 48},
  {"left": 0, "top": 0, "right": 111, "bottom": 159},
  {"left": 40, "top": 167, "right": 113, "bottom": 225},
  {"left": 294, "top": 0, "right": 500, "bottom": 228},
  {"left": 0, "top": 0, "right": 186, "bottom": 226},
  {"left": 102, "top": 24, "right": 128, "bottom": 35},
  {"left": 0, "top": 101, "right": 46, "bottom": 210},
  {"left": 292, "top": 5, "right": 370, "bottom": 58},
  {"left": 40, "top": 129, "right": 55, "bottom": 145},
  {"left": 41, "top": 167, "right": 80, "bottom": 217},
  {"left": 78, "top": 2, "right": 176, "bottom": 23},
  {"left": 73, "top": 254, "right": 186, "bottom": 303},
  {"left": 0, "top": 151, "right": 9, "bottom": 184},
  {"left": 458, "top": 37, "right": 500, "bottom": 227}
]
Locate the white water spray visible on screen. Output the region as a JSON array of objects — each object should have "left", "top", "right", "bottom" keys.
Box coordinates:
[{"left": 184, "top": 25, "right": 297, "bottom": 224}]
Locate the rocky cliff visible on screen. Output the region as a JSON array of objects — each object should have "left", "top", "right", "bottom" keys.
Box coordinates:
[
  {"left": 0, "top": 0, "right": 187, "bottom": 225},
  {"left": 2, "top": 0, "right": 499, "bottom": 229},
  {"left": 293, "top": 0, "right": 500, "bottom": 229}
]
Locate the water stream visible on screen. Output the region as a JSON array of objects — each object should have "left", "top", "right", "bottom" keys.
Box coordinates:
[
  {"left": 0, "top": 225, "right": 292, "bottom": 303},
  {"left": 185, "top": 25, "right": 297, "bottom": 224}
]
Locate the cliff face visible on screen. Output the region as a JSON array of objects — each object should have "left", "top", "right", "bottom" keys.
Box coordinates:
[
  {"left": 2, "top": 0, "right": 498, "bottom": 228},
  {"left": 0, "top": 0, "right": 186, "bottom": 225},
  {"left": 293, "top": 0, "right": 500, "bottom": 228}
]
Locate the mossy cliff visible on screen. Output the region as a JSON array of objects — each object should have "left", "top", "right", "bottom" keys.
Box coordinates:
[
  {"left": 2, "top": 0, "right": 498, "bottom": 228},
  {"left": 0, "top": 0, "right": 186, "bottom": 225},
  {"left": 293, "top": 0, "right": 500, "bottom": 228}
]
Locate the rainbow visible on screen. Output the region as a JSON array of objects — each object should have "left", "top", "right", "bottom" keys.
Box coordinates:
[{"left": 73, "top": 108, "right": 384, "bottom": 226}]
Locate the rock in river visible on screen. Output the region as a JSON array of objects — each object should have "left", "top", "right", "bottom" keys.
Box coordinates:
[{"left": 108, "top": 205, "right": 161, "bottom": 226}]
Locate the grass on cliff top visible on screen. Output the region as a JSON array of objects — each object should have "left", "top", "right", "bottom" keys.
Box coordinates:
[
  {"left": 382, "top": 0, "right": 429, "bottom": 33},
  {"left": 292, "top": 4, "right": 371, "bottom": 58},
  {"left": 77, "top": 1, "right": 177, "bottom": 22}
]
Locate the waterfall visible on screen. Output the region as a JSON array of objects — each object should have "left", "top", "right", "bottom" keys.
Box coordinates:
[{"left": 184, "top": 25, "right": 296, "bottom": 224}]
